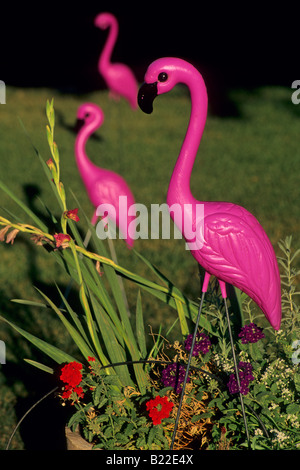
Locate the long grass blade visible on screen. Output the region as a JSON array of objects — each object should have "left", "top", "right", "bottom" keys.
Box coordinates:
[
  {"left": 0, "top": 180, "right": 48, "bottom": 232},
  {"left": 88, "top": 292, "right": 133, "bottom": 387},
  {"left": 0, "top": 315, "right": 77, "bottom": 364},
  {"left": 136, "top": 290, "right": 147, "bottom": 358},
  {"left": 11, "top": 299, "right": 49, "bottom": 309},
  {"left": 24, "top": 359, "right": 54, "bottom": 374},
  {"left": 174, "top": 297, "right": 190, "bottom": 337},
  {"left": 76, "top": 244, "right": 217, "bottom": 335},
  {"left": 55, "top": 284, "right": 92, "bottom": 346},
  {"left": 132, "top": 249, "right": 169, "bottom": 287},
  {"left": 18, "top": 117, "right": 64, "bottom": 212},
  {"left": 35, "top": 287, "right": 96, "bottom": 361}
]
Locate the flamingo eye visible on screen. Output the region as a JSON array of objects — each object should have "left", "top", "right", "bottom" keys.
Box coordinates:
[{"left": 158, "top": 72, "right": 168, "bottom": 82}]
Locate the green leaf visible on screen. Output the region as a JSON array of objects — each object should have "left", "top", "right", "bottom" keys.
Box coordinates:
[
  {"left": 147, "top": 426, "right": 156, "bottom": 448},
  {"left": 89, "top": 292, "right": 133, "bottom": 387},
  {"left": 69, "top": 243, "right": 110, "bottom": 367},
  {"left": 0, "top": 315, "right": 77, "bottom": 364},
  {"left": 136, "top": 290, "right": 147, "bottom": 358},
  {"left": 174, "top": 297, "right": 189, "bottom": 337},
  {"left": 132, "top": 249, "right": 169, "bottom": 287},
  {"left": 294, "top": 373, "right": 300, "bottom": 392},
  {"left": 55, "top": 284, "right": 92, "bottom": 346},
  {"left": 102, "top": 261, "right": 135, "bottom": 341},
  {"left": 46, "top": 98, "right": 55, "bottom": 129},
  {"left": 137, "top": 283, "right": 214, "bottom": 335},
  {"left": 46, "top": 125, "right": 53, "bottom": 149},
  {"left": 35, "top": 287, "right": 96, "bottom": 361},
  {"left": 291, "top": 248, "right": 300, "bottom": 263},
  {"left": 249, "top": 342, "right": 264, "bottom": 361},
  {"left": 24, "top": 359, "right": 54, "bottom": 374},
  {"left": 75, "top": 242, "right": 216, "bottom": 336},
  {"left": 286, "top": 403, "right": 300, "bottom": 414},
  {"left": 0, "top": 179, "right": 48, "bottom": 232},
  {"left": 11, "top": 298, "right": 49, "bottom": 309},
  {"left": 78, "top": 282, "right": 109, "bottom": 366},
  {"left": 68, "top": 410, "right": 85, "bottom": 429},
  {"left": 17, "top": 117, "right": 64, "bottom": 212},
  {"left": 191, "top": 412, "right": 213, "bottom": 422},
  {"left": 37, "top": 152, "right": 64, "bottom": 211},
  {"left": 96, "top": 397, "right": 108, "bottom": 409}
]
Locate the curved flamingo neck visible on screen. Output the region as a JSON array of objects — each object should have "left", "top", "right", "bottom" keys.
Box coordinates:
[
  {"left": 99, "top": 18, "right": 118, "bottom": 70},
  {"left": 166, "top": 70, "right": 208, "bottom": 207},
  {"left": 75, "top": 120, "right": 98, "bottom": 182}
]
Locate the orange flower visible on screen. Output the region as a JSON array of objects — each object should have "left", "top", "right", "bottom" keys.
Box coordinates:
[
  {"left": 0, "top": 226, "right": 10, "bottom": 242},
  {"left": 96, "top": 260, "right": 104, "bottom": 277},
  {"left": 31, "top": 234, "right": 49, "bottom": 246},
  {"left": 54, "top": 233, "right": 71, "bottom": 248},
  {"left": 63, "top": 208, "right": 80, "bottom": 222},
  {"left": 0, "top": 226, "right": 20, "bottom": 244}
]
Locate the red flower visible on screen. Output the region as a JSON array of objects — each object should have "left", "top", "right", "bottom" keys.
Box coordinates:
[
  {"left": 88, "top": 356, "right": 96, "bottom": 362},
  {"left": 54, "top": 233, "right": 71, "bottom": 248},
  {"left": 61, "top": 385, "right": 72, "bottom": 400},
  {"left": 146, "top": 396, "right": 174, "bottom": 425},
  {"left": 64, "top": 208, "right": 80, "bottom": 222},
  {"left": 73, "top": 386, "right": 84, "bottom": 399},
  {"left": 61, "top": 384, "right": 84, "bottom": 400},
  {"left": 60, "top": 362, "right": 83, "bottom": 388}
]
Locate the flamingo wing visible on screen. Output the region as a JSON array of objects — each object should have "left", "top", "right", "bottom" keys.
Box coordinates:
[
  {"left": 106, "top": 64, "right": 138, "bottom": 109},
  {"left": 192, "top": 208, "right": 281, "bottom": 329},
  {"left": 89, "top": 173, "right": 135, "bottom": 247}
]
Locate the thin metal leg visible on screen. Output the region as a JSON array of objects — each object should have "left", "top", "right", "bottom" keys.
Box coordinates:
[
  {"left": 223, "top": 297, "right": 251, "bottom": 449},
  {"left": 170, "top": 289, "right": 206, "bottom": 450}
]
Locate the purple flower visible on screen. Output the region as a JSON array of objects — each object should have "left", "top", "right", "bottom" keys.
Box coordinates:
[
  {"left": 161, "top": 363, "right": 190, "bottom": 394},
  {"left": 238, "top": 323, "right": 265, "bottom": 344},
  {"left": 184, "top": 332, "right": 211, "bottom": 356},
  {"left": 227, "top": 361, "right": 254, "bottom": 396}
]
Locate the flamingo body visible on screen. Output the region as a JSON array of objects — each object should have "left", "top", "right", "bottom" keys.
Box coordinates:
[
  {"left": 138, "top": 58, "right": 281, "bottom": 330},
  {"left": 94, "top": 12, "right": 138, "bottom": 110},
  {"left": 75, "top": 102, "right": 135, "bottom": 247}
]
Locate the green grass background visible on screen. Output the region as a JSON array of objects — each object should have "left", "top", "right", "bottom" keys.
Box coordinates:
[{"left": 0, "top": 84, "right": 299, "bottom": 448}]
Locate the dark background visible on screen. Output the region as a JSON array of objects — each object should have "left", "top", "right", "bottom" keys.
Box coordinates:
[{"left": 0, "top": 3, "right": 296, "bottom": 99}]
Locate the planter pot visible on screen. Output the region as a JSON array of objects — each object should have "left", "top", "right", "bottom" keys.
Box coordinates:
[{"left": 65, "top": 426, "right": 94, "bottom": 450}]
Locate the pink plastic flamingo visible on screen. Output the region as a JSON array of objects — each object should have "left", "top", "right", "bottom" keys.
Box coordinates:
[
  {"left": 94, "top": 12, "right": 138, "bottom": 110},
  {"left": 139, "top": 58, "right": 282, "bottom": 448},
  {"left": 75, "top": 102, "right": 135, "bottom": 248},
  {"left": 138, "top": 57, "right": 281, "bottom": 330}
]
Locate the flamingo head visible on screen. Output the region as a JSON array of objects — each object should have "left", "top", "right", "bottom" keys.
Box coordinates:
[
  {"left": 76, "top": 103, "right": 104, "bottom": 131},
  {"left": 94, "top": 12, "right": 116, "bottom": 30},
  {"left": 138, "top": 57, "right": 195, "bottom": 114}
]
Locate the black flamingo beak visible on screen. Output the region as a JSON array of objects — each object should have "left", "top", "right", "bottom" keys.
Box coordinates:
[{"left": 138, "top": 82, "right": 158, "bottom": 114}]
